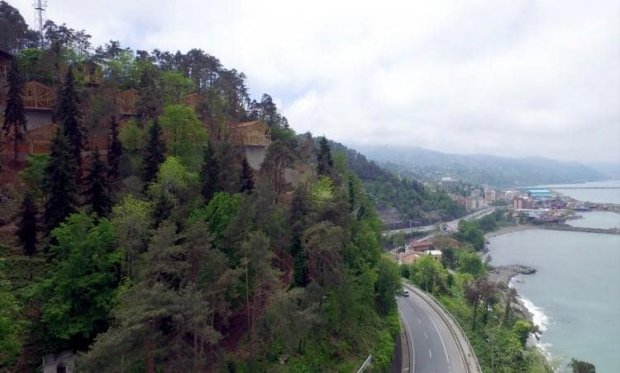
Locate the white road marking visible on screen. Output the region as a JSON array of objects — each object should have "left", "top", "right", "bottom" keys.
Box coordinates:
[
  {"left": 398, "top": 309, "right": 415, "bottom": 371},
  {"left": 429, "top": 314, "right": 451, "bottom": 365},
  {"left": 417, "top": 317, "right": 422, "bottom": 325},
  {"left": 424, "top": 332, "right": 428, "bottom": 340},
  {"left": 428, "top": 349, "right": 432, "bottom": 358}
]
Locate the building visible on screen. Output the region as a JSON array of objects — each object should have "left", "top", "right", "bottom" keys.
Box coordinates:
[
  {"left": 408, "top": 239, "right": 434, "bottom": 252},
  {"left": 527, "top": 189, "right": 553, "bottom": 200},
  {"left": 466, "top": 196, "right": 487, "bottom": 211},
  {"left": 116, "top": 88, "right": 139, "bottom": 116},
  {"left": 484, "top": 189, "right": 496, "bottom": 204},
  {"left": 440, "top": 176, "right": 457, "bottom": 190},
  {"left": 227, "top": 121, "right": 272, "bottom": 169},
  {"left": 424, "top": 250, "right": 443, "bottom": 262}
]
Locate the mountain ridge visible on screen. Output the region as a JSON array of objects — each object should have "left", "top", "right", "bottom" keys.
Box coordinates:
[{"left": 351, "top": 144, "right": 606, "bottom": 187}]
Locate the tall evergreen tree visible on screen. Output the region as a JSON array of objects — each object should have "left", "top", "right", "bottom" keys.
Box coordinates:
[
  {"left": 56, "top": 65, "right": 86, "bottom": 174},
  {"left": 107, "top": 116, "right": 122, "bottom": 183},
  {"left": 239, "top": 157, "right": 254, "bottom": 193},
  {"left": 2, "top": 59, "right": 27, "bottom": 164},
  {"left": 135, "top": 66, "right": 163, "bottom": 125},
  {"left": 142, "top": 119, "right": 166, "bottom": 186},
  {"left": 43, "top": 129, "right": 77, "bottom": 233},
  {"left": 200, "top": 140, "right": 220, "bottom": 201},
  {"left": 317, "top": 136, "right": 333, "bottom": 176},
  {"left": 17, "top": 192, "right": 38, "bottom": 258},
  {"left": 84, "top": 149, "right": 112, "bottom": 217}
]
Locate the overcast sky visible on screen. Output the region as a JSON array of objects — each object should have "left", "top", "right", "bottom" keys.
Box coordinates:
[{"left": 10, "top": 0, "right": 620, "bottom": 163}]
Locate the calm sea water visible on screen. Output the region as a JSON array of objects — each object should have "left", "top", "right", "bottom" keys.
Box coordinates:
[{"left": 488, "top": 181, "right": 620, "bottom": 373}]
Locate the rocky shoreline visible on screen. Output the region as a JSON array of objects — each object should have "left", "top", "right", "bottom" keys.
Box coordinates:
[{"left": 487, "top": 264, "right": 537, "bottom": 285}]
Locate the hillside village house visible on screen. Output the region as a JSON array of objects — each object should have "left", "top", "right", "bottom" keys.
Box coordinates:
[{"left": 229, "top": 120, "right": 271, "bottom": 169}]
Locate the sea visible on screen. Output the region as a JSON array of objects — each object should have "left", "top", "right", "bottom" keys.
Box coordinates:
[{"left": 487, "top": 180, "right": 620, "bottom": 373}]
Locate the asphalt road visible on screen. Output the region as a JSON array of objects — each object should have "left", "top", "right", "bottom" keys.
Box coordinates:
[
  {"left": 384, "top": 207, "right": 496, "bottom": 237},
  {"left": 397, "top": 289, "right": 468, "bottom": 373}
]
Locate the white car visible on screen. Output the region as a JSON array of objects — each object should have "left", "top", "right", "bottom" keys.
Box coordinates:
[{"left": 402, "top": 288, "right": 409, "bottom": 297}]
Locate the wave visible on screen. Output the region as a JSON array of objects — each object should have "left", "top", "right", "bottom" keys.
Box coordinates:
[
  {"left": 509, "top": 278, "right": 555, "bottom": 364},
  {"left": 520, "top": 296, "right": 550, "bottom": 332}
]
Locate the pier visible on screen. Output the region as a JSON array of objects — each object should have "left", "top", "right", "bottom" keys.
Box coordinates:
[
  {"left": 541, "top": 224, "right": 620, "bottom": 235},
  {"left": 549, "top": 186, "right": 620, "bottom": 190}
]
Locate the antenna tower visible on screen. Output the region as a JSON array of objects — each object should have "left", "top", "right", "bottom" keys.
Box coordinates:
[{"left": 33, "top": 0, "right": 47, "bottom": 42}]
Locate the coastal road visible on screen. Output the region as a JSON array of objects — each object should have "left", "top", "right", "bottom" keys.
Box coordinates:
[
  {"left": 398, "top": 284, "right": 481, "bottom": 373},
  {"left": 384, "top": 207, "right": 496, "bottom": 237}
]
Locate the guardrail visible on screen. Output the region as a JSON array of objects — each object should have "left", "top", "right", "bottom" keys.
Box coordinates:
[
  {"left": 356, "top": 354, "right": 372, "bottom": 373},
  {"left": 403, "top": 282, "right": 482, "bottom": 373}
]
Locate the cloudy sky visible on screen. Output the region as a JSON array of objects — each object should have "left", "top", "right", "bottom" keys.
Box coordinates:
[{"left": 10, "top": 0, "right": 620, "bottom": 163}]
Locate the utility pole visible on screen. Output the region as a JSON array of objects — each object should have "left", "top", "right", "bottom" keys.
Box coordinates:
[{"left": 33, "top": 0, "right": 47, "bottom": 46}]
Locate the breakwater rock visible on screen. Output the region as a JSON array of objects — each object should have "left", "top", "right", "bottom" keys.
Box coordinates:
[{"left": 488, "top": 264, "right": 536, "bottom": 284}]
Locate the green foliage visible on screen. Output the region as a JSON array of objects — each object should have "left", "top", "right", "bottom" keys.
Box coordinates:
[
  {"left": 410, "top": 255, "right": 448, "bottom": 294},
  {"left": 159, "top": 104, "right": 207, "bottom": 171},
  {"left": 83, "top": 149, "right": 112, "bottom": 217},
  {"left": 111, "top": 195, "right": 152, "bottom": 279},
  {"left": 570, "top": 358, "right": 596, "bottom": 373},
  {"left": 310, "top": 176, "right": 334, "bottom": 207},
  {"left": 16, "top": 192, "right": 38, "bottom": 258},
  {"left": 160, "top": 70, "right": 195, "bottom": 105},
  {"left": 43, "top": 130, "right": 78, "bottom": 233},
  {"left": 374, "top": 257, "right": 400, "bottom": 315},
  {"left": 57, "top": 66, "right": 86, "bottom": 171},
  {"left": 19, "top": 154, "right": 50, "bottom": 198},
  {"left": 119, "top": 119, "right": 145, "bottom": 151},
  {"left": 3, "top": 58, "right": 27, "bottom": 163},
  {"left": 317, "top": 136, "right": 333, "bottom": 176},
  {"left": 0, "top": 266, "right": 22, "bottom": 367},
  {"left": 39, "top": 213, "right": 120, "bottom": 348},
  {"left": 456, "top": 250, "right": 486, "bottom": 277},
  {"left": 457, "top": 220, "right": 486, "bottom": 251},
  {"left": 191, "top": 192, "right": 242, "bottom": 249},
  {"left": 142, "top": 119, "right": 166, "bottom": 186}
]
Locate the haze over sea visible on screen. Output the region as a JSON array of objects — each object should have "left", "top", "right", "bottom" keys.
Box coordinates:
[{"left": 487, "top": 180, "right": 620, "bottom": 372}]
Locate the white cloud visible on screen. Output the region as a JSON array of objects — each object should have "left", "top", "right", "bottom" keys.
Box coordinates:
[{"left": 8, "top": 0, "right": 620, "bottom": 162}]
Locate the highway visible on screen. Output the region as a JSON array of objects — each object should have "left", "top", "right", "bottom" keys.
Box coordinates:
[
  {"left": 384, "top": 207, "right": 496, "bottom": 238},
  {"left": 398, "top": 284, "right": 480, "bottom": 373}
]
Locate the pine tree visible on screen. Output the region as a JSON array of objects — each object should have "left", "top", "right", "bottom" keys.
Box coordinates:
[
  {"left": 239, "top": 157, "right": 254, "bottom": 193},
  {"left": 2, "top": 59, "right": 27, "bottom": 164},
  {"left": 142, "top": 119, "right": 166, "bottom": 186},
  {"left": 43, "top": 129, "right": 77, "bottom": 233},
  {"left": 136, "top": 66, "right": 163, "bottom": 125},
  {"left": 84, "top": 149, "right": 112, "bottom": 217},
  {"left": 317, "top": 136, "right": 333, "bottom": 176},
  {"left": 56, "top": 65, "right": 86, "bottom": 174},
  {"left": 200, "top": 140, "right": 220, "bottom": 201},
  {"left": 107, "top": 116, "right": 122, "bottom": 183},
  {"left": 17, "top": 192, "right": 38, "bottom": 258}
]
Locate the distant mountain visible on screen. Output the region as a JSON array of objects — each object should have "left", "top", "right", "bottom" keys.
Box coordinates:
[
  {"left": 587, "top": 162, "right": 620, "bottom": 180},
  {"left": 352, "top": 145, "right": 606, "bottom": 187}
]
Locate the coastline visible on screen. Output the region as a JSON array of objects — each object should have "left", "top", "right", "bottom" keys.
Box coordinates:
[{"left": 482, "top": 225, "right": 551, "bottom": 366}]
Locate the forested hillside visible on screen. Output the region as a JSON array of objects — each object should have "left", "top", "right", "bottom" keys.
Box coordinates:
[
  {"left": 329, "top": 141, "right": 466, "bottom": 226},
  {"left": 357, "top": 145, "right": 605, "bottom": 187},
  {"left": 0, "top": 2, "right": 401, "bottom": 371}
]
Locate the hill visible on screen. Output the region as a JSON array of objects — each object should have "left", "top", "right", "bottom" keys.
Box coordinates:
[
  {"left": 327, "top": 140, "right": 466, "bottom": 229},
  {"left": 354, "top": 145, "right": 605, "bottom": 187}
]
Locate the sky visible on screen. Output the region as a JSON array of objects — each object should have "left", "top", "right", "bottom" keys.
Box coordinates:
[{"left": 9, "top": 0, "right": 620, "bottom": 163}]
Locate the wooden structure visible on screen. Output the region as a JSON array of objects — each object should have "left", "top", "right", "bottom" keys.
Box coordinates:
[
  {"left": 0, "top": 50, "right": 12, "bottom": 104},
  {"left": 0, "top": 49, "right": 11, "bottom": 82},
  {"left": 180, "top": 92, "right": 204, "bottom": 110},
  {"left": 116, "top": 88, "right": 139, "bottom": 115},
  {"left": 229, "top": 120, "right": 271, "bottom": 147},
  {"left": 23, "top": 123, "right": 58, "bottom": 155},
  {"left": 23, "top": 81, "right": 55, "bottom": 110},
  {"left": 74, "top": 61, "right": 103, "bottom": 86}
]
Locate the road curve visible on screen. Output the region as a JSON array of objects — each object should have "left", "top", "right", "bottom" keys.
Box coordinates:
[{"left": 398, "top": 284, "right": 481, "bottom": 373}]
